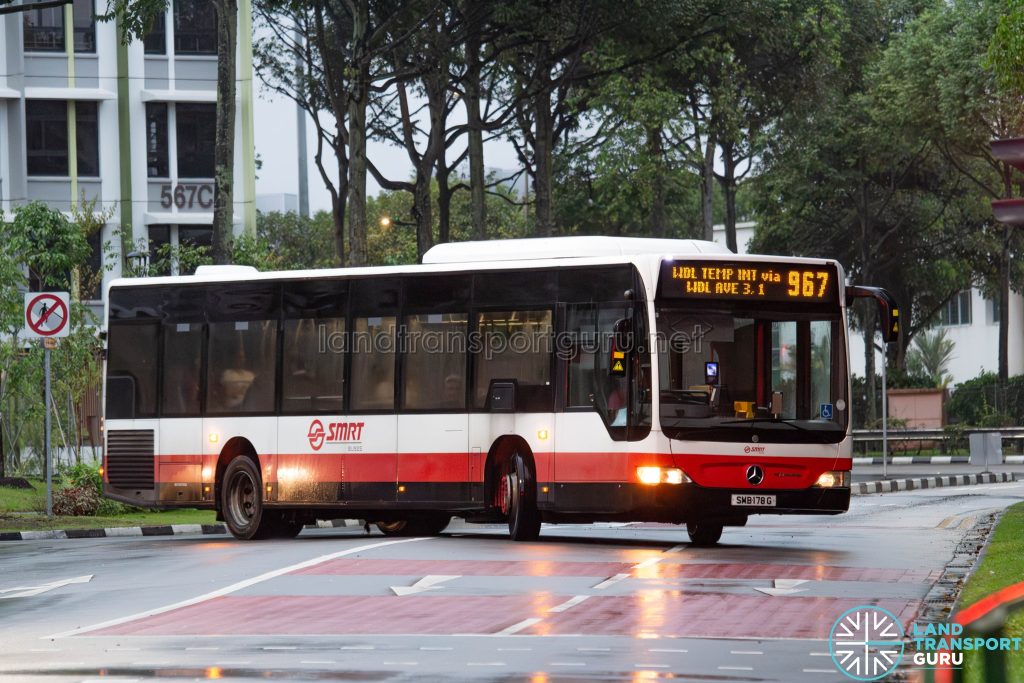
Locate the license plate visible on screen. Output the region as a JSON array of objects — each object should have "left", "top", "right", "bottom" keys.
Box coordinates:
[{"left": 731, "top": 494, "right": 776, "bottom": 507}]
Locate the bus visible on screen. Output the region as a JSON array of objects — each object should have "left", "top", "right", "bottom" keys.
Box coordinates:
[{"left": 102, "top": 236, "right": 898, "bottom": 544}]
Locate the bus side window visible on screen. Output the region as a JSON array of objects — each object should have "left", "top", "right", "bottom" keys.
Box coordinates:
[
  {"left": 282, "top": 279, "right": 348, "bottom": 414},
  {"left": 350, "top": 316, "right": 396, "bottom": 410},
  {"left": 474, "top": 309, "right": 553, "bottom": 411},
  {"left": 282, "top": 318, "right": 345, "bottom": 413},
  {"left": 206, "top": 319, "right": 277, "bottom": 414},
  {"left": 402, "top": 313, "right": 468, "bottom": 410},
  {"left": 161, "top": 322, "right": 202, "bottom": 415},
  {"left": 106, "top": 322, "right": 159, "bottom": 419}
]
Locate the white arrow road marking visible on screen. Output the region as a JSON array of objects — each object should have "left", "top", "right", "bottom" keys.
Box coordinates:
[
  {"left": 754, "top": 578, "right": 808, "bottom": 596},
  {"left": 390, "top": 574, "right": 460, "bottom": 596},
  {"left": 0, "top": 575, "right": 93, "bottom": 600}
]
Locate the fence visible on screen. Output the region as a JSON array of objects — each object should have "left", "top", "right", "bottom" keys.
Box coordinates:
[{"left": 852, "top": 427, "right": 1024, "bottom": 456}]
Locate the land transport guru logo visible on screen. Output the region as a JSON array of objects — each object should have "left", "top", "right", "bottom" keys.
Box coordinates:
[
  {"left": 307, "top": 419, "right": 365, "bottom": 451},
  {"left": 830, "top": 605, "right": 905, "bottom": 681}
]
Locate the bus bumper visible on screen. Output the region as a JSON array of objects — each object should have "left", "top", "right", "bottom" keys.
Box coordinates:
[{"left": 546, "top": 482, "right": 850, "bottom": 523}]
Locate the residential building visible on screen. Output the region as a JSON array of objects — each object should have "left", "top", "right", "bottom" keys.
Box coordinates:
[{"left": 0, "top": 0, "right": 256, "bottom": 317}]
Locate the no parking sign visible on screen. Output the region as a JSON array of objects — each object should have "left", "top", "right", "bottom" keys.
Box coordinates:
[{"left": 24, "top": 292, "right": 70, "bottom": 339}]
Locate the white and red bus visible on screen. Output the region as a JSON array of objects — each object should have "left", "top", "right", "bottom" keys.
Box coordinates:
[{"left": 102, "top": 237, "right": 898, "bottom": 544}]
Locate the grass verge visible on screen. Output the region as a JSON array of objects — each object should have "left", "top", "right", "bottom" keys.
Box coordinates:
[
  {"left": 0, "top": 508, "right": 218, "bottom": 532},
  {"left": 959, "top": 502, "right": 1024, "bottom": 683},
  {"left": 0, "top": 478, "right": 47, "bottom": 513}
]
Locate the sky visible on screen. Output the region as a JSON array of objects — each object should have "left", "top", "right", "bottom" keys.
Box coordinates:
[{"left": 253, "top": 79, "right": 524, "bottom": 214}]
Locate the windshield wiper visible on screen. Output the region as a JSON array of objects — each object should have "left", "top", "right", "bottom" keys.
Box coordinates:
[{"left": 717, "top": 418, "right": 812, "bottom": 431}]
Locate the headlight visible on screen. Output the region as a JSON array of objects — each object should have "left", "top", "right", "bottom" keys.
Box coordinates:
[
  {"left": 636, "top": 467, "right": 690, "bottom": 485},
  {"left": 813, "top": 470, "right": 848, "bottom": 488}
]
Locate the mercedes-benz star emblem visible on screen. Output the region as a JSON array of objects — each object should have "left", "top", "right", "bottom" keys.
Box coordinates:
[{"left": 746, "top": 465, "right": 764, "bottom": 486}]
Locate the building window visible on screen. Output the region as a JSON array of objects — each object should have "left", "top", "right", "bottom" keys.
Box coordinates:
[
  {"left": 143, "top": 11, "right": 166, "bottom": 54},
  {"left": 940, "top": 290, "right": 972, "bottom": 326},
  {"left": 176, "top": 103, "right": 215, "bottom": 178},
  {"left": 145, "top": 103, "right": 169, "bottom": 178},
  {"left": 26, "top": 100, "right": 99, "bottom": 177},
  {"left": 72, "top": 0, "right": 95, "bottom": 52},
  {"left": 23, "top": 0, "right": 95, "bottom": 53},
  {"left": 178, "top": 226, "right": 212, "bottom": 274},
  {"left": 75, "top": 101, "right": 99, "bottom": 176},
  {"left": 987, "top": 294, "right": 1000, "bottom": 325},
  {"left": 148, "top": 225, "right": 172, "bottom": 276},
  {"left": 174, "top": 0, "right": 218, "bottom": 55}
]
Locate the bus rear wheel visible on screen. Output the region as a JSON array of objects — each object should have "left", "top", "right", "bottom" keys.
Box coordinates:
[
  {"left": 686, "top": 521, "right": 723, "bottom": 547},
  {"left": 506, "top": 452, "right": 541, "bottom": 542},
  {"left": 376, "top": 513, "right": 451, "bottom": 537},
  {"left": 222, "top": 456, "right": 274, "bottom": 540}
]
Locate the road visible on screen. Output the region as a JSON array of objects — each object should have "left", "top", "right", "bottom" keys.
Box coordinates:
[
  {"left": 1, "top": 479, "right": 1023, "bottom": 683},
  {"left": 853, "top": 462, "right": 1024, "bottom": 481}
]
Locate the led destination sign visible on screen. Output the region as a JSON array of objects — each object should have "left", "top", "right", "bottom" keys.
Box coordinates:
[{"left": 659, "top": 260, "right": 838, "bottom": 303}]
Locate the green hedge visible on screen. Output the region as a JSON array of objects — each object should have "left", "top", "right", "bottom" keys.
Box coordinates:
[{"left": 947, "top": 373, "right": 1024, "bottom": 426}]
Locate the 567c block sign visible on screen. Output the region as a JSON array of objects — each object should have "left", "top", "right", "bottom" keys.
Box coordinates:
[{"left": 24, "top": 292, "right": 70, "bottom": 339}]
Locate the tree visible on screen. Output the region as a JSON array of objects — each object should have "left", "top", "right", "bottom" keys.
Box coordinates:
[
  {"left": 102, "top": 0, "right": 238, "bottom": 264},
  {"left": 872, "top": 0, "right": 1024, "bottom": 381}
]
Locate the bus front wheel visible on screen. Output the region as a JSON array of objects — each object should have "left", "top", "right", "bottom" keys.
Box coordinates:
[
  {"left": 222, "top": 456, "right": 273, "bottom": 540},
  {"left": 686, "top": 521, "right": 723, "bottom": 547},
  {"left": 506, "top": 452, "right": 541, "bottom": 542}
]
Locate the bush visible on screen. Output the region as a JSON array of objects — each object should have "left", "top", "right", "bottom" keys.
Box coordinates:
[
  {"left": 52, "top": 485, "right": 100, "bottom": 516},
  {"left": 948, "top": 373, "right": 1024, "bottom": 426},
  {"left": 59, "top": 461, "right": 103, "bottom": 493}
]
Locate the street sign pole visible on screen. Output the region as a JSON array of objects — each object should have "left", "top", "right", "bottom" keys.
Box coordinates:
[
  {"left": 23, "top": 292, "right": 70, "bottom": 518},
  {"left": 44, "top": 343, "right": 52, "bottom": 518}
]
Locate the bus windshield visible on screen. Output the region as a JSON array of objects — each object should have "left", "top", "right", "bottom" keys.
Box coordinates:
[{"left": 655, "top": 304, "right": 848, "bottom": 444}]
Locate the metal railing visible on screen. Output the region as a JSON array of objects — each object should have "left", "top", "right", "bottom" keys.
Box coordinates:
[{"left": 852, "top": 427, "right": 1024, "bottom": 456}]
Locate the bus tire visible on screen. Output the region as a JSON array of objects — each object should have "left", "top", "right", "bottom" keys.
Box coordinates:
[
  {"left": 221, "top": 456, "right": 273, "bottom": 540},
  {"left": 507, "top": 451, "right": 541, "bottom": 542},
  {"left": 376, "top": 513, "right": 451, "bottom": 537},
  {"left": 686, "top": 521, "right": 723, "bottom": 547}
]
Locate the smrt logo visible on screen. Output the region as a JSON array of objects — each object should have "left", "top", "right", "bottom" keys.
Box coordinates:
[
  {"left": 744, "top": 445, "right": 766, "bottom": 454},
  {"left": 307, "top": 419, "right": 365, "bottom": 451}
]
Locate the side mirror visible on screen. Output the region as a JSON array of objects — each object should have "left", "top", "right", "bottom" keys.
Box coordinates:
[{"left": 846, "top": 285, "right": 899, "bottom": 343}]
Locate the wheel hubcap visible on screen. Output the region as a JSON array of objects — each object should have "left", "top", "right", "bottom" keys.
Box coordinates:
[{"left": 229, "top": 472, "right": 256, "bottom": 526}]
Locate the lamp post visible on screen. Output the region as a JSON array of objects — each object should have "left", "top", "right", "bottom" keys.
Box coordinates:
[{"left": 126, "top": 250, "right": 149, "bottom": 277}]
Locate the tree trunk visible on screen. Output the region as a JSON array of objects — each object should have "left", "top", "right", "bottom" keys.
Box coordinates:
[
  {"left": 346, "top": 0, "right": 370, "bottom": 267},
  {"left": 999, "top": 226, "right": 1010, "bottom": 382},
  {"left": 212, "top": 0, "right": 238, "bottom": 265},
  {"left": 701, "top": 133, "right": 716, "bottom": 242},
  {"left": 647, "top": 125, "right": 666, "bottom": 238},
  {"left": 331, "top": 190, "right": 346, "bottom": 266},
  {"left": 414, "top": 171, "right": 433, "bottom": 261},
  {"left": 533, "top": 86, "right": 554, "bottom": 237},
  {"left": 465, "top": 29, "right": 486, "bottom": 240},
  {"left": 437, "top": 161, "right": 451, "bottom": 245},
  {"left": 719, "top": 141, "right": 738, "bottom": 252}
]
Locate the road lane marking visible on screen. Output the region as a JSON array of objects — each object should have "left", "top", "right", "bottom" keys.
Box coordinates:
[
  {"left": 635, "top": 663, "right": 669, "bottom": 668},
  {"left": 719, "top": 666, "right": 754, "bottom": 671},
  {"left": 263, "top": 646, "right": 297, "bottom": 650},
  {"left": 497, "top": 648, "right": 533, "bottom": 651},
  {"left": 578, "top": 647, "right": 611, "bottom": 652},
  {"left": 47, "top": 537, "right": 433, "bottom": 639},
  {"left": 382, "top": 661, "right": 418, "bottom": 666},
  {"left": 185, "top": 647, "right": 219, "bottom": 651},
  {"left": 467, "top": 662, "right": 505, "bottom": 666},
  {"left": 731, "top": 650, "right": 763, "bottom": 655},
  {"left": 804, "top": 668, "right": 837, "bottom": 673},
  {"left": 0, "top": 574, "right": 93, "bottom": 599},
  {"left": 593, "top": 573, "right": 630, "bottom": 589},
  {"left": 649, "top": 648, "right": 688, "bottom": 653},
  {"left": 809, "top": 652, "right": 831, "bottom": 656},
  {"left": 390, "top": 574, "right": 460, "bottom": 596},
  {"left": 420, "top": 646, "right": 453, "bottom": 651},
  {"left": 340, "top": 645, "right": 375, "bottom": 650},
  {"left": 549, "top": 595, "right": 590, "bottom": 612},
  {"left": 301, "top": 660, "right": 336, "bottom": 665},
  {"left": 550, "top": 662, "right": 586, "bottom": 666},
  {"left": 495, "top": 617, "right": 542, "bottom": 635}
]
